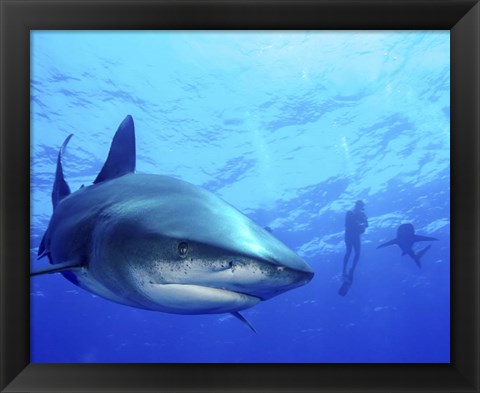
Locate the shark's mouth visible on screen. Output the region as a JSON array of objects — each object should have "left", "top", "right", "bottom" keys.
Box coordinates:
[
  {"left": 142, "top": 283, "right": 261, "bottom": 314},
  {"left": 139, "top": 262, "right": 315, "bottom": 311}
]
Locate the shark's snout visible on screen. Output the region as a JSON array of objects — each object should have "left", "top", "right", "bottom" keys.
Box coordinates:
[
  {"left": 203, "top": 256, "right": 314, "bottom": 301},
  {"left": 255, "top": 264, "right": 314, "bottom": 300},
  {"left": 298, "top": 269, "right": 315, "bottom": 285}
]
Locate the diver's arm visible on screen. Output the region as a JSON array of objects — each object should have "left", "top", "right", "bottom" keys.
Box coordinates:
[{"left": 360, "top": 212, "right": 368, "bottom": 228}]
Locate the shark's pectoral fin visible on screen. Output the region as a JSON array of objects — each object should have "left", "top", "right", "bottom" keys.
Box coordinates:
[
  {"left": 377, "top": 238, "right": 398, "bottom": 249},
  {"left": 231, "top": 311, "right": 256, "bottom": 333},
  {"left": 94, "top": 115, "right": 136, "bottom": 184},
  {"left": 413, "top": 235, "right": 438, "bottom": 242},
  {"left": 30, "top": 260, "right": 82, "bottom": 277}
]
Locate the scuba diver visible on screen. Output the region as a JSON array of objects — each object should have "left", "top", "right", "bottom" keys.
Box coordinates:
[
  {"left": 339, "top": 200, "right": 368, "bottom": 296},
  {"left": 376, "top": 223, "right": 438, "bottom": 268}
]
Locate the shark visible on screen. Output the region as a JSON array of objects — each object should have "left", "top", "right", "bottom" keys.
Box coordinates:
[
  {"left": 32, "top": 115, "right": 314, "bottom": 332},
  {"left": 376, "top": 223, "right": 438, "bottom": 268}
]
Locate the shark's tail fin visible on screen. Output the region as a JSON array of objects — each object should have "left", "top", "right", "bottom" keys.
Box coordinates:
[
  {"left": 52, "top": 134, "right": 73, "bottom": 209},
  {"left": 413, "top": 245, "right": 432, "bottom": 269},
  {"left": 38, "top": 134, "right": 73, "bottom": 261}
]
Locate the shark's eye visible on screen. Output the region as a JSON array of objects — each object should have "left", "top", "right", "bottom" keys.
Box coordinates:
[{"left": 178, "top": 242, "right": 188, "bottom": 257}]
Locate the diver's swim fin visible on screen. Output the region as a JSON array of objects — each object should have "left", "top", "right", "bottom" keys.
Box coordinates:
[
  {"left": 231, "top": 311, "right": 256, "bottom": 333},
  {"left": 338, "top": 281, "right": 352, "bottom": 296},
  {"left": 30, "top": 260, "right": 82, "bottom": 277},
  {"left": 338, "top": 275, "right": 353, "bottom": 297}
]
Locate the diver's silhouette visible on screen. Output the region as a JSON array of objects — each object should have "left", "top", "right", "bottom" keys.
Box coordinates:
[
  {"left": 377, "top": 223, "right": 438, "bottom": 268},
  {"left": 339, "top": 200, "right": 368, "bottom": 296}
]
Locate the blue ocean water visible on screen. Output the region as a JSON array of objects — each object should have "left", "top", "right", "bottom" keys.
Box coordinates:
[{"left": 30, "top": 31, "right": 450, "bottom": 363}]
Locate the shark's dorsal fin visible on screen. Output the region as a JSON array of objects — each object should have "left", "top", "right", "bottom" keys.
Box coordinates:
[
  {"left": 52, "top": 134, "right": 73, "bottom": 209},
  {"left": 30, "top": 260, "right": 82, "bottom": 277},
  {"left": 231, "top": 311, "right": 256, "bottom": 333},
  {"left": 94, "top": 115, "right": 136, "bottom": 184}
]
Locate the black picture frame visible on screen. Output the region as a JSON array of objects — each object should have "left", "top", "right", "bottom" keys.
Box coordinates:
[{"left": 1, "top": 0, "right": 479, "bottom": 392}]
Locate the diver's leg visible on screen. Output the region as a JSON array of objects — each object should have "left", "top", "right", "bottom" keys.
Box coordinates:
[
  {"left": 343, "top": 241, "right": 352, "bottom": 276},
  {"left": 349, "top": 236, "right": 361, "bottom": 279}
]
